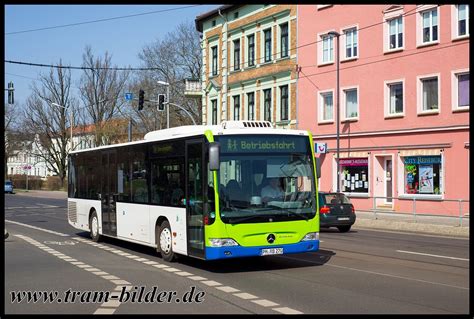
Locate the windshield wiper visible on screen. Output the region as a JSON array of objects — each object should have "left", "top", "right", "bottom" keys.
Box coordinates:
[
  {"left": 228, "top": 214, "right": 273, "bottom": 225},
  {"left": 267, "top": 205, "right": 310, "bottom": 221}
]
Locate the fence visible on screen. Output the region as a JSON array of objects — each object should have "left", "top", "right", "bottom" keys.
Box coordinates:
[{"left": 350, "top": 196, "right": 470, "bottom": 227}]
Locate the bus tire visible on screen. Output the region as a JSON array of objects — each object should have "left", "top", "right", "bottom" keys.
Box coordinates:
[
  {"left": 157, "top": 221, "right": 176, "bottom": 262},
  {"left": 90, "top": 211, "right": 102, "bottom": 242}
]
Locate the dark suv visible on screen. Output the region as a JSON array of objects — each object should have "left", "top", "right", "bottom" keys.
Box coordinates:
[{"left": 318, "top": 192, "right": 356, "bottom": 232}]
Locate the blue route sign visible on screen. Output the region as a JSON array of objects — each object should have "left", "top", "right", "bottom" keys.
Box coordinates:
[{"left": 125, "top": 93, "right": 133, "bottom": 101}]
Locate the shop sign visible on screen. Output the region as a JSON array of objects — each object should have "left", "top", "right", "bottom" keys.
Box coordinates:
[
  {"left": 339, "top": 158, "right": 368, "bottom": 166},
  {"left": 403, "top": 156, "right": 441, "bottom": 165}
]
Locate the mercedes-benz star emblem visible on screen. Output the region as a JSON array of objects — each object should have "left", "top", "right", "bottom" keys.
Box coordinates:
[{"left": 267, "top": 234, "right": 276, "bottom": 244}]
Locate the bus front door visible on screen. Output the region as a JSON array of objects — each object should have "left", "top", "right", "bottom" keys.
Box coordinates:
[
  {"left": 186, "top": 140, "right": 205, "bottom": 259},
  {"left": 101, "top": 151, "right": 117, "bottom": 237}
]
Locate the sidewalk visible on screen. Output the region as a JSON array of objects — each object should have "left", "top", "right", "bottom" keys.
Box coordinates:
[
  {"left": 8, "top": 190, "right": 469, "bottom": 238},
  {"left": 354, "top": 210, "right": 469, "bottom": 238}
]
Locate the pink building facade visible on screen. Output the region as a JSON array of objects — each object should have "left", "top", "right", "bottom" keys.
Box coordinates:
[{"left": 297, "top": 5, "right": 469, "bottom": 217}]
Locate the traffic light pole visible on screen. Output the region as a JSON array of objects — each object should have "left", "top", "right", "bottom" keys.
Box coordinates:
[{"left": 166, "top": 85, "right": 170, "bottom": 129}]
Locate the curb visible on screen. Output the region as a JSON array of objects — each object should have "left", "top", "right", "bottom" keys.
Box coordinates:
[{"left": 354, "top": 218, "right": 469, "bottom": 238}]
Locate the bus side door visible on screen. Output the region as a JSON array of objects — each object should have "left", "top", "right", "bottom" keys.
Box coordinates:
[{"left": 185, "top": 139, "right": 205, "bottom": 259}]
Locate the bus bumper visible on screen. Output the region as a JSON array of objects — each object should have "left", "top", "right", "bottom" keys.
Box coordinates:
[{"left": 205, "top": 240, "right": 319, "bottom": 260}]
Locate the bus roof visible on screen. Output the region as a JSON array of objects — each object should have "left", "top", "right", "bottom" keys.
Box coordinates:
[{"left": 70, "top": 121, "right": 310, "bottom": 154}]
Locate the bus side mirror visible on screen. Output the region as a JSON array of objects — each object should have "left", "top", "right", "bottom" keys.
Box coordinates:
[
  {"left": 316, "top": 157, "right": 321, "bottom": 178},
  {"left": 209, "top": 142, "right": 220, "bottom": 171}
]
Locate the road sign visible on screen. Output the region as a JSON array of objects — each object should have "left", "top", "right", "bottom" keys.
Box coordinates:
[
  {"left": 315, "top": 143, "right": 327, "bottom": 154},
  {"left": 125, "top": 93, "right": 134, "bottom": 101}
]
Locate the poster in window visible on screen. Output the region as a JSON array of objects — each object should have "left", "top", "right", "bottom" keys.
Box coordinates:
[{"left": 419, "top": 165, "right": 434, "bottom": 193}]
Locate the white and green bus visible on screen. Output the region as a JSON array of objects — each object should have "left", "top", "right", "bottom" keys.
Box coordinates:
[{"left": 67, "top": 121, "right": 320, "bottom": 261}]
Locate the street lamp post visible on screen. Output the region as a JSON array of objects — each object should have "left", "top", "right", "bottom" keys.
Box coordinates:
[
  {"left": 52, "top": 100, "right": 106, "bottom": 151},
  {"left": 328, "top": 31, "right": 341, "bottom": 193},
  {"left": 157, "top": 81, "right": 170, "bottom": 129}
]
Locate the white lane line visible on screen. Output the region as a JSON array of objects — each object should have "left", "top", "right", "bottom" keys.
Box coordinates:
[
  {"left": 279, "top": 255, "right": 469, "bottom": 291},
  {"left": 233, "top": 292, "right": 258, "bottom": 300},
  {"left": 252, "top": 299, "right": 279, "bottom": 307},
  {"left": 273, "top": 307, "right": 304, "bottom": 314},
  {"left": 396, "top": 250, "right": 469, "bottom": 261},
  {"left": 13, "top": 234, "right": 132, "bottom": 315},
  {"left": 6, "top": 220, "right": 69, "bottom": 237},
  {"left": 13, "top": 222, "right": 303, "bottom": 314},
  {"left": 216, "top": 286, "right": 240, "bottom": 293}
]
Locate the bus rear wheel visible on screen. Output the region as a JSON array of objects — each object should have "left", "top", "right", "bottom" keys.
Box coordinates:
[
  {"left": 156, "top": 221, "right": 176, "bottom": 262},
  {"left": 90, "top": 211, "right": 102, "bottom": 242}
]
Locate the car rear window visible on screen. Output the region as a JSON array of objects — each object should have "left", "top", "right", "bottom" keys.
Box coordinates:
[{"left": 324, "top": 194, "right": 351, "bottom": 204}]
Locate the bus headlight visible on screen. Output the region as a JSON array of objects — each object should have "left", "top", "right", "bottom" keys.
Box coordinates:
[
  {"left": 301, "top": 232, "right": 319, "bottom": 241},
  {"left": 209, "top": 238, "right": 239, "bottom": 247}
]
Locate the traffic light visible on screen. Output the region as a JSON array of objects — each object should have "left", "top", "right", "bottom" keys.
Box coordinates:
[
  {"left": 157, "top": 94, "right": 166, "bottom": 111},
  {"left": 138, "top": 89, "right": 145, "bottom": 110},
  {"left": 7, "top": 82, "right": 14, "bottom": 104}
]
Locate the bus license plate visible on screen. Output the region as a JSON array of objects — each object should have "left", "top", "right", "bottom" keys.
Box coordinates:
[
  {"left": 261, "top": 248, "right": 283, "bottom": 256},
  {"left": 338, "top": 217, "right": 350, "bottom": 221}
]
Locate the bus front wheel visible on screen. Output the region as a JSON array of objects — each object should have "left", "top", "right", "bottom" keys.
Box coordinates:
[
  {"left": 90, "top": 211, "right": 102, "bottom": 242},
  {"left": 157, "top": 221, "right": 176, "bottom": 262}
]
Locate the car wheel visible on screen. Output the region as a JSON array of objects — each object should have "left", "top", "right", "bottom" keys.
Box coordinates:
[
  {"left": 157, "top": 221, "right": 176, "bottom": 262},
  {"left": 337, "top": 225, "right": 352, "bottom": 233},
  {"left": 89, "top": 211, "right": 102, "bottom": 242}
]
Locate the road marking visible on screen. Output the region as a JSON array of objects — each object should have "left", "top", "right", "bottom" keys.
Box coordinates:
[
  {"left": 252, "top": 299, "right": 279, "bottom": 307},
  {"left": 13, "top": 234, "right": 131, "bottom": 314},
  {"left": 216, "top": 286, "right": 240, "bottom": 293},
  {"left": 279, "top": 255, "right": 469, "bottom": 291},
  {"left": 396, "top": 250, "right": 469, "bottom": 261},
  {"left": 6, "top": 220, "right": 69, "bottom": 237},
  {"left": 273, "top": 307, "right": 304, "bottom": 314},
  {"left": 10, "top": 222, "right": 303, "bottom": 314}
]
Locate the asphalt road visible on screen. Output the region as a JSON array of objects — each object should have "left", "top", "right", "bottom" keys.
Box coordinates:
[{"left": 4, "top": 192, "right": 470, "bottom": 314}]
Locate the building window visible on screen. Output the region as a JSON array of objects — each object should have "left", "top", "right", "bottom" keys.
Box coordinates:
[
  {"left": 233, "top": 39, "right": 240, "bottom": 71},
  {"left": 247, "top": 92, "right": 255, "bottom": 120},
  {"left": 344, "top": 88, "right": 358, "bottom": 119},
  {"left": 322, "top": 34, "right": 334, "bottom": 63},
  {"left": 247, "top": 34, "right": 255, "bottom": 67},
  {"left": 403, "top": 156, "right": 442, "bottom": 195},
  {"left": 233, "top": 95, "right": 240, "bottom": 120},
  {"left": 457, "top": 5, "right": 469, "bottom": 37},
  {"left": 212, "top": 20, "right": 216, "bottom": 27},
  {"left": 263, "top": 89, "right": 272, "bottom": 121},
  {"left": 280, "top": 85, "right": 289, "bottom": 121},
  {"left": 388, "top": 17, "right": 403, "bottom": 49},
  {"left": 264, "top": 28, "right": 272, "bottom": 63},
  {"left": 211, "top": 99, "right": 217, "bottom": 125},
  {"left": 420, "top": 76, "right": 439, "bottom": 111},
  {"left": 421, "top": 9, "right": 438, "bottom": 44},
  {"left": 388, "top": 82, "right": 404, "bottom": 115},
  {"left": 234, "top": 12, "right": 239, "bottom": 19},
  {"left": 454, "top": 72, "right": 469, "bottom": 110},
  {"left": 320, "top": 91, "right": 333, "bottom": 122},
  {"left": 280, "top": 23, "right": 289, "bottom": 58},
  {"left": 339, "top": 158, "right": 369, "bottom": 194},
  {"left": 344, "top": 27, "right": 358, "bottom": 59},
  {"left": 211, "top": 46, "right": 218, "bottom": 76}
]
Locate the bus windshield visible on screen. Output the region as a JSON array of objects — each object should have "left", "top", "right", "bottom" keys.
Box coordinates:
[{"left": 215, "top": 135, "right": 316, "bottom": 224}]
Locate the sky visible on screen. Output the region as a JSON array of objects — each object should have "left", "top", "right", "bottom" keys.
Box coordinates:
[{"left": 5, "top": 4, "right": 220, "bottom": 106}]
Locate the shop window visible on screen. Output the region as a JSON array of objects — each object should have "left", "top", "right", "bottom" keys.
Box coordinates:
[
  {"left": 339, "top": 158, "right": 369, "bottom": 193},
  {"left": 403, "top": 156, "right": 442, "bottom": 195}
]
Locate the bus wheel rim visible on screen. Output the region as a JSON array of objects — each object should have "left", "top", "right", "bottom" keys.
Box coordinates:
[
  {"left": 160, "top": 228, "right": 172, "bottom": 254},
  {"left": 92, "top": 216, "right": 98, "bottom": 237}
]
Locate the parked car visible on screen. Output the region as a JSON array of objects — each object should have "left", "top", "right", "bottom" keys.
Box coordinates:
[
  {"left": 318, "top": 192, "right": 356, "bottom": 232},
  {"left": 5, "top": 180, "right": 14, "bottom": 194}
]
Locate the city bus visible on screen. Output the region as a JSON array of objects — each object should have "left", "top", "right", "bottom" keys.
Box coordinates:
[{"left": 67, "top": 121, "right": 320, "bottom": 261}]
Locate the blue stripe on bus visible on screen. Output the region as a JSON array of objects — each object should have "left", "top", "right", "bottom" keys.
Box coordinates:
[{"left": 205, "top": 240, "right": 319, "bottom": 260}]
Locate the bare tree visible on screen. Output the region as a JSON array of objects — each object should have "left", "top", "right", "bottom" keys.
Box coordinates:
[
  {"left": 5, "top": 102, "right": 25, "bottom": 178},
  {"left": 79, "top": 46, "right": 130, "bottom": 146},
  {"left": 135, "top": 20, "right": 202, "bottom": 129},
  {"left": 22, "top": 61, "right": 76, "bottom": 187}
]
